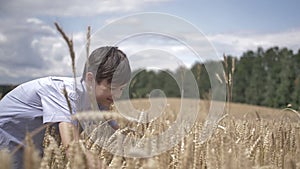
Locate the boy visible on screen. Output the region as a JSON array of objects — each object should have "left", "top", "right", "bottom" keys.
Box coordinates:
[{"left": 0, "top": 46, "right": 131, "bottom": 168}]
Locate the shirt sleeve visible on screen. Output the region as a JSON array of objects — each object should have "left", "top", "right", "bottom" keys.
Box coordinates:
[{"left": 37, "top": 77, "right": 77, "bottom": 124}]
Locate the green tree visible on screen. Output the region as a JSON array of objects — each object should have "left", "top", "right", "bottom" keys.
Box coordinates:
[
  {"left": 244, "top": 48, "right": 266, "bottom": 105},
  {"left": 262, "top": 47, "right": 281, "bottom": 107},
  {"left": 274, "top": 48, "right": 295, "bottom": 107},
  {"left": 129, "top": 69, "right": 150, "bottom": 98},
  {"left": 291, "top": 50, "right": 300, "bottom": 109},
  {"left": 158, "top": 70, "right": 181, "bottom": 98},
  {"left": 232, "top": 50, "right": 256, "bottom": 103}
]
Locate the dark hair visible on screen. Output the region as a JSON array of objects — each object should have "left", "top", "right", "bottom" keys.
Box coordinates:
[{"left": 82, "top": 46, "right": 131, "bottom": 85}]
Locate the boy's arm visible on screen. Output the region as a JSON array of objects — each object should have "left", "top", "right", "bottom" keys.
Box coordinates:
[
  {"left": 58, "top": 122, "right": 79, "bottom": 150},
  {"left": 58, "top": 122, "right": 102, "bottom": 169}
]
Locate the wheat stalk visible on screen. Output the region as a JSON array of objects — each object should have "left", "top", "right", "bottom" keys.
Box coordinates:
[
  {"left": 0, "top": 149, "right": 12, "bottom": 169},
  {"left": 24, "top": 133, "right": 41, "bottom": 169},
  {"left": 54, "top": 22, "right": 77, "bottom": 88}
]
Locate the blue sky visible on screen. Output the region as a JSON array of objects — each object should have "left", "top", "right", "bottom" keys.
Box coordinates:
[{"left": 0, "top": 0, "right": 300, "bottom": 84}]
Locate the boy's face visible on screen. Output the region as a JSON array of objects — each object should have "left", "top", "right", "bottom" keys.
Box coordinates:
[{"left": 94, "top": 79, "right": 127, "bottom": 109}]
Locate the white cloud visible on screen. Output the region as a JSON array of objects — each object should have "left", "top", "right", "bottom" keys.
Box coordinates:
[
  {"left": 1, "top": 0, "right": 171, "bottom": 17},
  {"left": 29, "top": 31, "right": 89, "bottom": 77},
  {"left": 0, "top": 17, "right": 85, "bottom": 84},
  {"left": 104, "top": 17, "right": 142, "bottom": 25},
  {"left": 0, "top": 33, "right": 7, "bottom": 43},
  {"left": 207, "top": 29, "right": 300, "bottom": 57},
  {"left": 114, "top": 35, "right": 201, "bottom": 70},
  {"left": 26, "top": 18, "right": 43, "bottom": 25}
]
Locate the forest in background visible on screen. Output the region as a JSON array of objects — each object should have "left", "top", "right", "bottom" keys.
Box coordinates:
[
  {"left": 127, "top": 46, "right": 300, "bottom": 110},
  {"left": 1, "top": 46, "right": 300, "bottom": 109}
]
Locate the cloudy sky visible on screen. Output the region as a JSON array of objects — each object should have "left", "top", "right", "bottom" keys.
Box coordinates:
[{"left": 0, "top": 0, "right": 300, "bottom": 84}]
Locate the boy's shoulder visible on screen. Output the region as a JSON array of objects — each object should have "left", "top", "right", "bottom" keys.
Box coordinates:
[
  {"left": 12, "top": 76, "right": 80, "bottom": 98},
  {"left": 35, "top": 76, "right": 82, "bottom": 96}
]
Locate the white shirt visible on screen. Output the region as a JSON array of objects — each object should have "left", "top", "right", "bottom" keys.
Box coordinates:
[{"left": 0, "top": 76, "right": 87, "bottom": 149}]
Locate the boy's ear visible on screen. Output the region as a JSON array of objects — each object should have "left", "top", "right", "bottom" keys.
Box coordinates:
[{"left": 85, "top": 72, "right": 95, "bottom": 86}]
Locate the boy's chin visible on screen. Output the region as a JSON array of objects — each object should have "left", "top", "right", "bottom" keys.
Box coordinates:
[
  {"left": 98, "top": 103, "right": 111, "bottom": 110},
  {"left": 102, "top": 103, "right": 113, "bottom": 110}
]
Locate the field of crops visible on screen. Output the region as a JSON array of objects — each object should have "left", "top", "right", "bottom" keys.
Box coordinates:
[{"left": 1, "top": 98, "right": 299, "bottom": 169}]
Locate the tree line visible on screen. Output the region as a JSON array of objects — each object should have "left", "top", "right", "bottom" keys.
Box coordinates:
[{"left": 232, "top": 47, "right": 300, "bottom": 109}]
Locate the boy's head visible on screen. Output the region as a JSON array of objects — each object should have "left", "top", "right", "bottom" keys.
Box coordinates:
[
  {"left": 83, "top": 46, "right": 131, "bottom": 108},
  {"left": 83, "top": 46, "right": 131, "bottom": 84}
]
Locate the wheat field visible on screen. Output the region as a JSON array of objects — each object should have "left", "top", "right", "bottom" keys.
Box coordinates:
[{"left": 1, "top": 98, "right": 299, "bottom": 169}]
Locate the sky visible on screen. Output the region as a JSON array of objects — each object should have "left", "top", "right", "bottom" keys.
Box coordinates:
[{"left": 0, "top": 0, "right": 300, "bottom": 84}]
